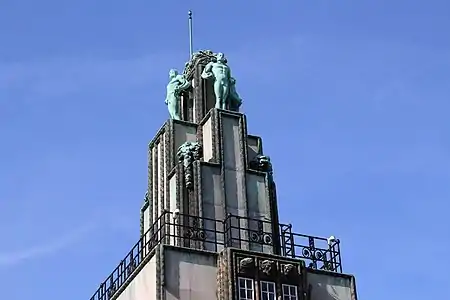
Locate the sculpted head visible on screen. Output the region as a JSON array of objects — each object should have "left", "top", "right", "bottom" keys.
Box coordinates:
[
  {"left": 169, "top": 69, "right": 178, "bottom": 78},
  {"left": 216, "top": 52, "right": 226, "bottom": 63}
]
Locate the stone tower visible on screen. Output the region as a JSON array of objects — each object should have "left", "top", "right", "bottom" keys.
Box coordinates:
[{"left": 89, "top": 50, "right": 358, "bottom": 300}]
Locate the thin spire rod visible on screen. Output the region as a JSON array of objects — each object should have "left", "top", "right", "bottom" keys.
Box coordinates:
[{"left": 188, "top": 10, "right": 193, "bottom": 59}]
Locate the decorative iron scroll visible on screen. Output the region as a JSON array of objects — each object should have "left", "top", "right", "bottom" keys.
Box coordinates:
[
  {"left": 185, "top": 216, "right": 207, "bottom": 240},
  {"left": 280, "top": 223, "right": 342, "bottom": 272}
]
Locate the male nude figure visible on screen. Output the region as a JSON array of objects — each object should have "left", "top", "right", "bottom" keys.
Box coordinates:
[{"left": 201, "top": 53, "right": 232, "bottom": 109}]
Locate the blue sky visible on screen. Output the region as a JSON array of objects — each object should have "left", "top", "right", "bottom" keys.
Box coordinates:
[{"left": 1, "top": 0, "right": 449, "bottom": 299}]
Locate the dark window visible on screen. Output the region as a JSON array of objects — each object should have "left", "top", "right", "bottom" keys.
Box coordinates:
[
  {"left": 238, "top": 277, "right": 254, "bottom": 300},
  {"left": 282, "top": 284, "right": 298, "bottom": 300},
  {"left": 260, "top": 281, "right": 276, "bottom": 300}
]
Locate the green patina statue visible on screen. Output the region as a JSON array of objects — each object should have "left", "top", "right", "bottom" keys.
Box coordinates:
[
  {"left": 201, "top": 52, "right": 242, "bottom": 111},
  {"left": 165, "top": 69, "right": 191, "bottom": 120}
]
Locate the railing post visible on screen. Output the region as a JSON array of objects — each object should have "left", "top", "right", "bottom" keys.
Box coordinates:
[
  {"left": 279, "top": 224, "right": 286, "bottom": 256},
  {"left": 336, "top": 241, "right": 342, "bottom": 272},
  {"left": 280, "top": 223, "right": 295, "bottom": 257},
  {"left": 308, "top": 237, "right": 317, "bottom": 269},
  {"left": 289, "top": 224, "right": 295, "bottom": 257}
]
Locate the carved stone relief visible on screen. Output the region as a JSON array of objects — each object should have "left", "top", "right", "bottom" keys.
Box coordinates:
[
  {"left": 259, "top": 259, "right": 276, "bottom": 276},
  {"left": 177, "top": 141, "right": 202, "bottom": 189},
  {"left": 238, "top": 257, "right": 254, "bottom": 274},
  {"left": 281, "top": 263, "right": 296, "bottom": 277}
]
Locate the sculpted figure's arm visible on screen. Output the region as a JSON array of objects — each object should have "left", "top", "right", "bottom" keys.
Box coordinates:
[
  {"left": 227, "top": 66, "right": 233, "bottom": 82},
  {"left": 178, "top": 75, "right": 191, "bottom": 90},
  {"left": 201, "top": 62, "right": 214, "bottom": 79},
  {"left": 164, "top": 83, "right": 170, "bottom": 105},
  {"left": 174, "top": 75, "right": 191, "bottom": 95}
]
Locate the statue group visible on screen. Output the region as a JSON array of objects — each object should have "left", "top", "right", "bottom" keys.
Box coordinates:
[{"left": 164, "top": 51, "right": 242, "bottom": 120}]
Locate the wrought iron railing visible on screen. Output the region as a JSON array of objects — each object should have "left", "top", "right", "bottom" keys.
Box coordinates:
[
  {"left": 280, "top": 224, "right": 342, "bottom": 273},
  {"left": 89, "top": 211, "right": 342, "bottom": 300}
]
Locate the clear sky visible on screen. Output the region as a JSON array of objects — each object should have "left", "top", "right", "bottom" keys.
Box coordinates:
[{"left": 1, "top": 0, "right": 449, "bottom": 299}]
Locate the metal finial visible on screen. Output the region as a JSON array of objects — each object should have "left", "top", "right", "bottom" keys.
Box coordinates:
[{"left": 188, "top": 10, "right": 193, "bottom": 59}]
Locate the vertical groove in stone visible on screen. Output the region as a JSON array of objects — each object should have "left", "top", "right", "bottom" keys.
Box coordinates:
[
  {"left": 159, "top": 135, "right": 165, "bottom": 222},
  {"left": 191, "top": 161, "right": 199, "bottom": 249},
  {"left": 153, "top": 141, "right": 159, "bottom": 225},
  {"left": 192, "top": 164, "right": 199, "bottom": 219},
  {"left": 194, "top": 161, "right": 205, "bottom": 250},
  {"left": 175, "top": 164, "right": 182, "bottom": 247},
  {"left": 213, "top": 109, "right": 221, "bottom": 163},
  {"left": 181, "top": 91, "right": 193, "bottom": 122},
  {"left": 148, "top": 144, "right": 154, "bottom": 225},
  {"left": 188, "top": 92, "right": 194, "bottom": 123},
  {"left": 168, "top": 120, "right": 175, "bottom": 172},
  {"left": 139, "top": 209, "right": 144, "bottom": 237},
  {"left": 194, "top": 64, "right": 205, "bottom": 123},
  {"left": 241, "top": 114, "right": 250, "bottom": 171},
  {"left": 188, "top": 186, "right": 195, "bottom": 249},
  {"left": 190, "top": 89, "right": 196, "bottom": 123},
  {"left": 188, "top": 180, "right": 196, "bottom": 216},
  {"left": 178, "top": 163, "right": 187, "bottom": 248},
  {"left": 196, "top": 108, "right": 205, "bottom": 162},
  {"left": 196, "top": 122, "right": 204, "bottom": 251},
  {"left": 238, "top": 114, "right": 249, "bottom": 248},
  {"left": 180, "top": 93, "right": 185, "bottom": 121},
  {"left": 217, "top": 110, "right": 227, "bottom": 226},
  {"left": 164, "top": 124, "right": 171, "bottom": 213},
  {"left": 159, "top": 246, "right": 165, "bottom": 288}
]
